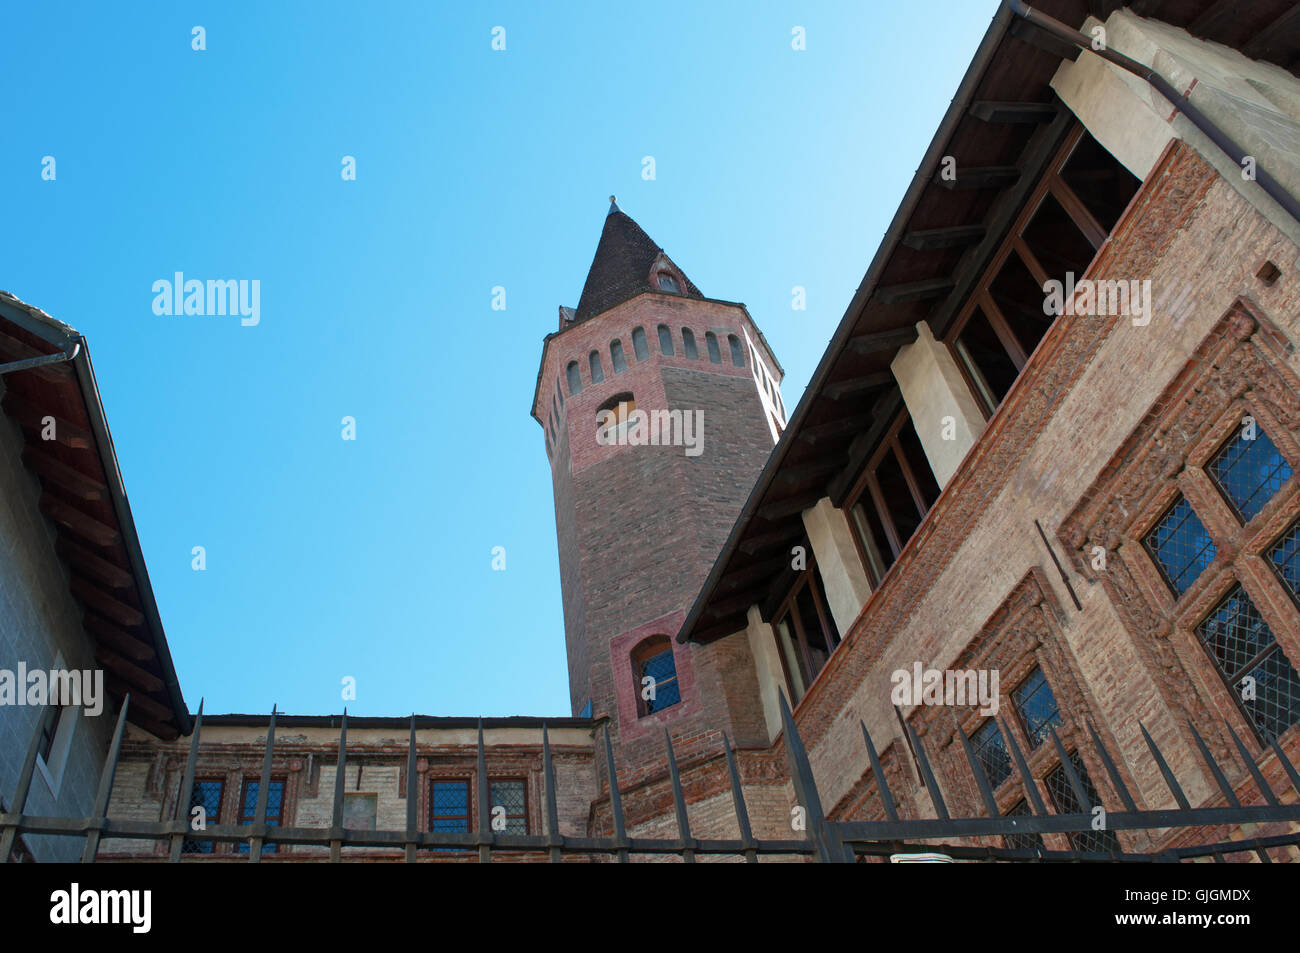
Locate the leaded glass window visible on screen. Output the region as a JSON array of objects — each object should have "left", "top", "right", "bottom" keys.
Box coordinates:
[
  {"left": 1196, "top": 585, "right": 1300, "bottom": 744},
  {"left": 1013, "top": 667, "right": 1062, "bottom": 749},
  {"left": 1003, "top": 799, "right": 1044, "bottom": 852},
  {"left": 970, "top": 719, "right": 1012, "bottom": 789},
  {"left": 182, "top": 779, "right": 224, "bottom": 854},
  {"left": 1044, "top": 752, "right": 1119, "bottom": 853},
  {"left": 236, "top": 779, "right": 284, "bottom": 854},
  {"left": 1267, "top": 518, "right": 1300, "bottom": 602},
  {"left": 430, "top": 779, "right": 471, "bottom": 834},
  {"left": 1208, "top": 425, "right": 1291, "bottom": 522},
  {"left": 489, "top": 780, "right": 527, "bottom": 834},
  {"left": 1143, "top": 496, "right": 1216, "bottom": 595}
]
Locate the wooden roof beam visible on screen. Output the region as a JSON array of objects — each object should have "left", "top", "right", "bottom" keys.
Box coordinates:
[
  {"left": 823, "top": 372, "right": 894, "bottom": 401},
  {"left": 715, "top": 554, "right": 791, "bottom": 591},
  {"left": 757, "top": 491, "right": 822, "bottom": 522},
  {"left": 2, "top": 394, "right": 92, "bottom": 449},
  {"left": 102, "top": 673, "right": 175, "bottom": 725},
  {"left": 95, "top": 645, "right": 164, "bottom": 694},
  {"left": 22, "top": 446, "right": 107, "bottom": 501},
  {"left": 873, "top": 279, "right": 954, "bottom": 306},
  {"left": 69, "top": 575, "right": 144, "bottom": 628},
  {"left": 934, "top": 165, "right": 1020, "bottom": 191},
  {"left": 57, "top": 537, "right": 132, "bottom": 589},
  {"left": 84, "top": 613, "right": 155, "bottom": 663},
  {"left": 738, "top": 527, "right": 801, "bottom": 556},
  {"left": 969, "top": 101, "right": 1058, "bottom": 124},
  {"left": 901, "top": 224, "right": 986, "bottom": 251},
  {"left": 799, "top": 414, "right": 871, "bottom": 445},
  {"left": 39, "top": 495, "right": 120, "bottom": 548}
]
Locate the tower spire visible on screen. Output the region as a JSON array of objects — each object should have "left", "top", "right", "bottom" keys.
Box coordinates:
[{"left": 608, "top": 194, "right": 619, "bottom": 216}]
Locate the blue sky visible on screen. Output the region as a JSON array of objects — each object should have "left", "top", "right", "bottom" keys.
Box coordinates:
[{"left": 0, "top": 1, "right": 1001, "bottom": 717}]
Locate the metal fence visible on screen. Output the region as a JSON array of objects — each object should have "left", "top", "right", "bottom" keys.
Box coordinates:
[{"left": 3, "top": 693, "right": 1299, "bottom": 863}]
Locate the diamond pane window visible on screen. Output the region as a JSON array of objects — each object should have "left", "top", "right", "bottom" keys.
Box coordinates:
[
  {"left": 1012, "top": 667, "right": 1062, "bottom": 749},
  {"left": 236, "top": 779, "right": 284, "bottom": 854},
  {"left": 1045, "top": 752, "right": 1120, "bottom": 854},
  {"left": 182, "top": 780, "right": 224, "bottom": 854},
  {"left": 641, "top": 649, "right": 681, "bottom": 714},
  {"left": 1143, "top": 496, "right": 1217, "bottom": 595},
  {"left": 489, "top": 780, "right": 528, "bottom": 834},
  {"left": 1197, "top": 585, "right": 1300, "bottom": 744},
  {"left": 970, "top": 719, "right": 1012, "bottom": 789},
  {"left": 1267, "top": 518, "right": 1300, "bottom": 601},
  {"left": 430, "top": 779, "right": 471, "bottom": 835},
  {"left": 1208, "top": 425, "right": 1291, "bottom": 522},
  {"left": 1003, "top": 799, "right": 1044, "bottom": 852}
]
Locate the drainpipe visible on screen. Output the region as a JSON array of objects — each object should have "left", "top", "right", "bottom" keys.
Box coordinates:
[
  {"left": 1006, "top": 0, "right": 1300, "bottom": 230},
  {"left": 0, "top": 340, "right": 81, "bottom": 376}
]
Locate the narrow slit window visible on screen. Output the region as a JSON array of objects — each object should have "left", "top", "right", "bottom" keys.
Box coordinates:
[
  {"left": 682, "top": 328, "right": 698, "bottom": 359},
  {"left": 589, "top": 351, "right": 604, "bottom": 384},
  {"left": 632, "top": 327, "right": 649, "bottom": 362},
  {"left": 705, "top": 332, "right": 722, "bottom": 364},
  {"left": 727, "top": 333, "right": 745, "bottom": 367},
  {"left": 658, "top": 324, "right": 675, "bottom": 356},
  {"left": 610, "top": 339, "right": 627, "bottom": 374},
  {"left": 566, "top": 360, "right": 582, "bottom": 396}
]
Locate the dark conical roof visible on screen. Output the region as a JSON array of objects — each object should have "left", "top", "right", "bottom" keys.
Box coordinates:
[{"left": 572, "top": 204, "right": 701, "bottom": 324}]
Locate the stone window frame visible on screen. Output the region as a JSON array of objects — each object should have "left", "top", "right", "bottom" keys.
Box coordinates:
[
  {"left": 1060, "top": 301, "right": 1300, "bottom": 770},
  {"left": 910, "top": 570, "right": 1134, "bottom": 854}
]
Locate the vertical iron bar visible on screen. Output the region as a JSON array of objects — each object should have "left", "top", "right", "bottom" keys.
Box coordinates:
[
  {"left": 248, "top": 704, "right": 276, "bottom": 863},
  {"left": 330, "top": 710, "right": 348, "bottom": 862},
  {"left": 860, "top": 721, "right": 899, "bottom": 822},
  {"left": 0, "top": 703, "right": 60, "bottom": 863},
  {"left": 1138, "top": 722, "right": 1192, "bottom": 809},
  {"left": 722, "top": 732, "right": 757, "bottom": 863},
  {"left": 1187, "top": 721, "right": 1270, "bottom": 863},
  {"left": 602, "top": 723, "right": 629, "bottom": 863},
  {"left": 167, "top": 699, "right": 204, "bottom": 862},
  {"left": 1085, "top": 719, "right": 1137, "bottom": 811},
  {"left": 476, "top": 719, "right": 490, "bottom": 863},
  {"left": 405, "top": 715, "right": 418, "bottom": 863},
  {"left": 1048, "top": 726, "right": 1092, "bottom": 812},
  {"left": 1268, "top": 735, "right": 1300, "bottom": 798},
  {"left": 779, "top": 692, "right": 848, "bottom": 861},
  {"left": 542, "top": 723, "right": 562, "bottom": 863},
  {"left": 1224, "top": 722, "right": 1279, "bottom": 806},
  {"left": 998, "top": 715, "right": 1047, "bottom": 815},
  {"left": 903, "top": 716, "right": 949, "bottom": 821},
  {"left": 81, "top": 694, "right": 130, "bottom": 863},
  {"left": 663, "top": 729, "right": 695, "bottom": 863},
  {"left": 953, "top": 718, "right": 999, "bottom": 817}
]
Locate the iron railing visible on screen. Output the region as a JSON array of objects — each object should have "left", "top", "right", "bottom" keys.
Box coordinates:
[{"left": 3, "top": 692, "right": 1300, "bottom": 863}]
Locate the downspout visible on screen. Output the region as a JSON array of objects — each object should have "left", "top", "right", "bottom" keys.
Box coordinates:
[
  {"left": 0, "top": 340, "right": 81, "bottom": 376},
  {"left": 1006, "top": 0, "right": 1300, "bottom": 230}
]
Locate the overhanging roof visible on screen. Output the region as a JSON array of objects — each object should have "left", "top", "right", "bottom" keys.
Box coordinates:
[
  {"left": 676, "top": 0, "right": 1300, "bottom": 645},
  {"left": 0, "top": 291, "right": 190, "bottom": 738}
]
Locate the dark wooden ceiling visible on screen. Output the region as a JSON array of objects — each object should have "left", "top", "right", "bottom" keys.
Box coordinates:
[{"left": 680, "top": 0, "right": 1300, "bottom": 645}]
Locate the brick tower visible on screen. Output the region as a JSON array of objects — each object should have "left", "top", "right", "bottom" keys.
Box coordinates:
[{"left": 532, "top": 199, "right": 787, "bottom": 787}]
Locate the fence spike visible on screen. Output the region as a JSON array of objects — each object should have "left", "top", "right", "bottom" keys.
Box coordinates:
[
  {"left": 1223, "top": 722, "right": 1278, "bottom": 807},
  {"left": 81, "top": 694, "right": 130, "bottom": 863},
  {"left": 1187, "top": 720, "right": 1270, "bottom": 863},
  {"left": 903, "top": 715, "right": 948, "bottom": 821},
  {"left": 330, "top": 709, "right": 348, "bottom": 862},
  {"left": 998, "top": 715, "right": 1047, "bottom": 816},
  {"left": 168, "top": 699, "right": 204, "bottom": 862},
  {"left": 1048, "top": 725, "right": 1092, "bottom": 812},
  {"left": 406, "top": 714, "right": 418, "bottom": 863},
  {"left": 722, "top": 732, "right": 757, "bottom": 863},
  {"left": 779, "top": 691, "right": 847, "bottom": 861},
  {"left": 953, "top": 718, "right": 999, "bottom": 817},
  {"left": 1268, "top": 733, "right": 1300, "bottom": 798},
  {"left": 663, "top": 729, "right": 695, "bottom": 863},
  {"left": 602, "top": 723, "right": 629, "bottom": 862},
  {"left": 247, "top": 704, "right": 277, "bottom": 863},
  {"left": 860, "top": 721, "right": 899, "bottom": 822},
  {"left": 476, "top": 718, "right": 490, "bottom": 863},
  {"left": 2, "top": 703, "right": 64, "bottom": 863},
  {"left": 1085, "top": 719, "right": 1137, "bottom": 812},
  {"left": 1138, "top": 721, "right": 1191, "bottom": 809},
  {"left": 542, "top": 722, "right": 562, "bottom": 863}
]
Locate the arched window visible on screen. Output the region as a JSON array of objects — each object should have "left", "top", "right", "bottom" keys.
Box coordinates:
[
  {"left": 610, "top": 339, "right": 627, "bottom": 374},
  {"left": 705, "top": 332, "right": 722, "bottom": 364},
  {"left": 596, "top": 392, "right": 635, "bottom": 440},
  {"left": 566, "top": 360, "right": 582, "bottom": 396},
  {"left": 657, "top": 273, "right": 680, "bottom": 293},
  {"left": 728, "top": 334, "right": 746, "bottom": 367},
  {"left": 556, "top": 378, "right": 564, "bottom": 409},
  {"left": 589, "top": 351, "right": 604, "bottom": 384},
  {"left": 657, "top": 324, "right": 674, "bottom": 356},
  {"left": 632, "top": 327, "right": 649, "bottom": 362},
  {"left": 681, "top": 328, "right": 698, "bottom": 360},
  {"left": 632, "top": 635, "right": 680, "bottom": 717}
]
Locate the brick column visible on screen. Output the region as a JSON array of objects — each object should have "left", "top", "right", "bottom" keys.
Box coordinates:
[
  {"left": 890, "top": 320, "right": 985, "bottom": 488},
  {"left": 801, "top": 497, "right": 873, "bottom": 634}
]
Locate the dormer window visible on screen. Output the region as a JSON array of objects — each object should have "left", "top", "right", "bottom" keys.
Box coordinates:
[{"left": 657, "top": 273, "right": 680, "bottom": 293}]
